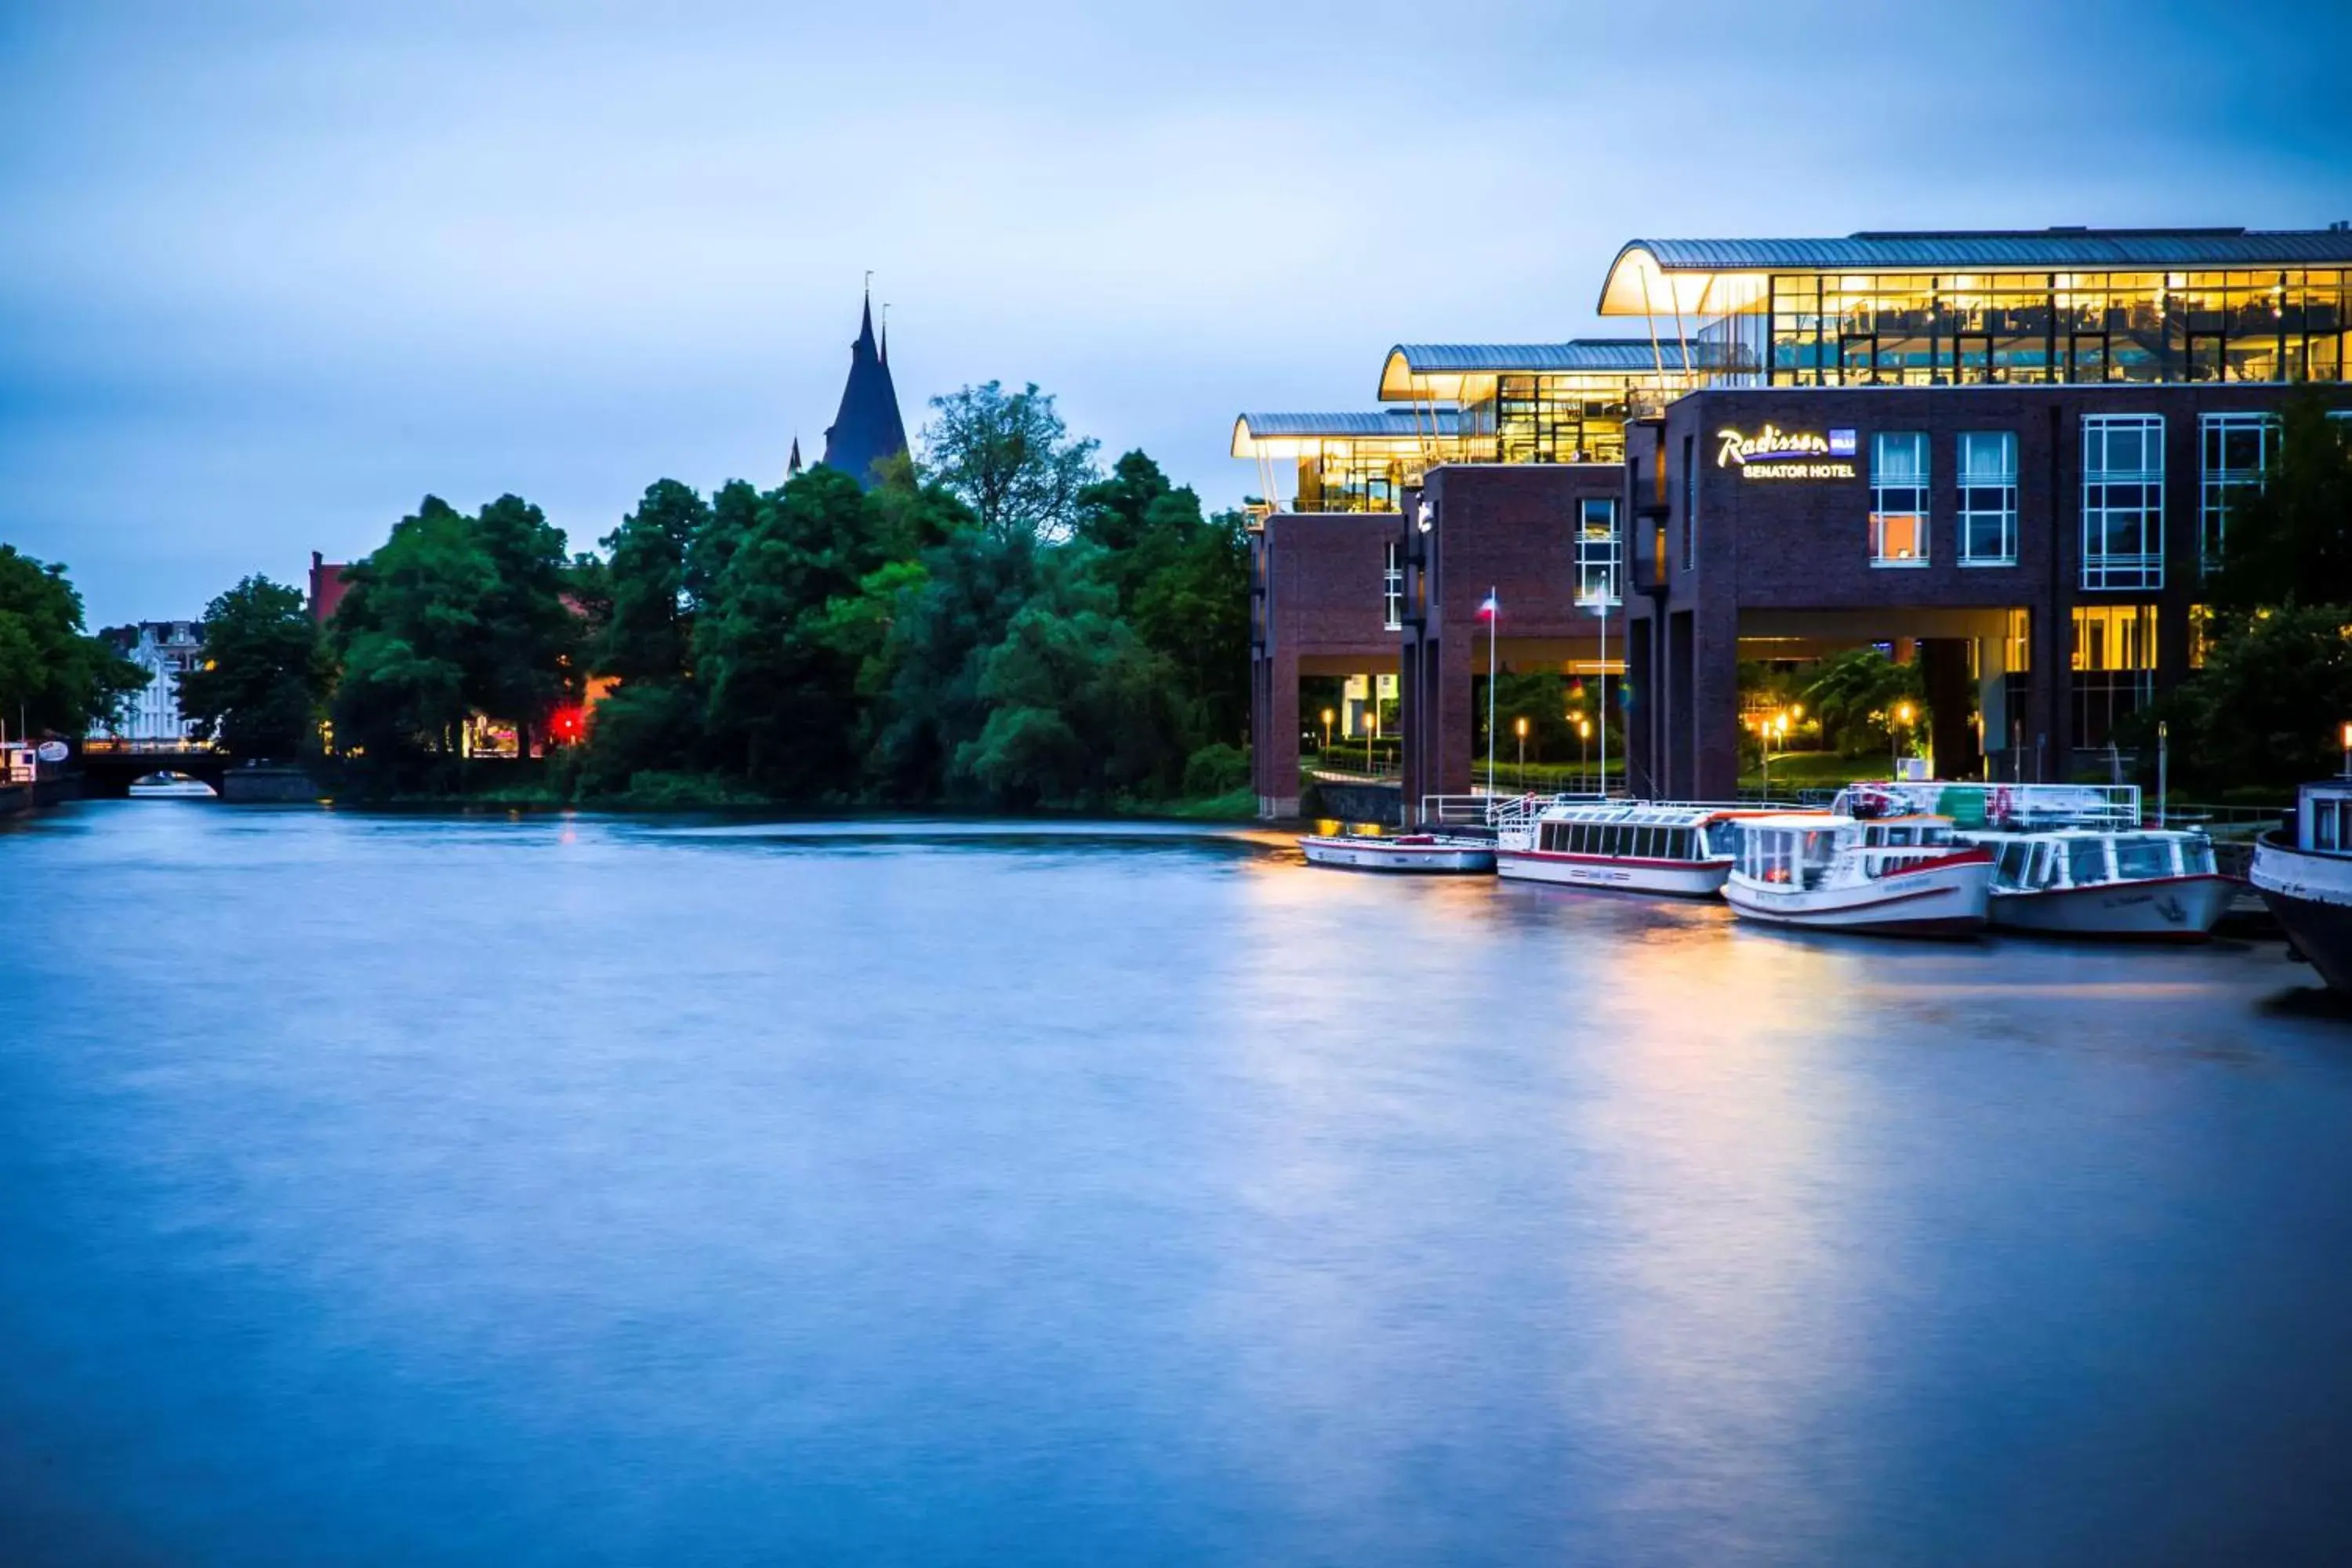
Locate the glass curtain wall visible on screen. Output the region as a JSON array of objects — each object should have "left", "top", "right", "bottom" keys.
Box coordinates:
[
  {"left": 1486, "top": 377, "right": 1631, "bottom": 465},
  {"left": 1765, "top": 269, "right": 2350, "bottom": 387},
  {"left": 1577, "top": 497, "right": 1621, "bottom": 605},
  {"left": 2071, "top": 602, "right": 2158, "bottom": 749}
]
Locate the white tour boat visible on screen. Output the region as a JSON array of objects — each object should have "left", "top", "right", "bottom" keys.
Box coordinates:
[
  {"left": 2251, "top": 780, "right": 2352, "bottom": 992},
  {"left": 1298, "top": 831, "right": 1495, "bottom": 873},
  {"left": 1835, "top": 782, "right": 2233, "bottom": 940},
  {"left": 1492, "top": 797, "right": 1783, "bottom": 896},
  {"left": 1726, "top": 811, "right": 1994, "bottom": 937}
]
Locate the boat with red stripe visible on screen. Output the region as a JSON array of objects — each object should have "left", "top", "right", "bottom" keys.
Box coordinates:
[{"left": 1726, "top": 811, "right": 1994, "bottom": 937}]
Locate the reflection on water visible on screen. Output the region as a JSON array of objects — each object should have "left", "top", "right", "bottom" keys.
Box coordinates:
[{"left": 5, "top": 802, "right": 2352, "bottom": 1564}]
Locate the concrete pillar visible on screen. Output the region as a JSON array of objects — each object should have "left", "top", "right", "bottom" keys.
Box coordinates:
[{"left": 1258, "top": 646, "right": 1300, "bottom": 818}]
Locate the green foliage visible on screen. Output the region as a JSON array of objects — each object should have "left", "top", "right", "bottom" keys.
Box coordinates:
[
  {"left": 921, "top": 380, "right": 1100, "bottom": 541},
  {"left": 178, "top": 575, "right": 328, "bottom": 757},
  {"left": 599, "top": 480, "right": 706, "bottom": 684},
  {"left": 0, "top": 546, "right": 146, "bottom": 738},
  {"left": 2150, "top": 606, "right": 2352, "bottom": 790},
  {"left": 1182, "top": 742, "right": 1250, "bottom": 797},
  {"left": 2203, "top": 398, "right": 2352, "bottom": 612},
  {"left": 1803, "top": 648, "right": 1926, "bottom": 757}
]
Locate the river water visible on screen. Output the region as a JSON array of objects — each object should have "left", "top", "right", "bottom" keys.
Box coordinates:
[{"left": 6, "top": 801, "right": 2352, "bottom": 1565}]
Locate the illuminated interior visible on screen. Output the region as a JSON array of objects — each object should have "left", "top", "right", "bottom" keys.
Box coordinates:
[
  {"left": 1598, "top": 232, "right": 2352, "bottom": 387},
  {"left": 1230, "top": 410, "right": 1468, "bottom": 514}
]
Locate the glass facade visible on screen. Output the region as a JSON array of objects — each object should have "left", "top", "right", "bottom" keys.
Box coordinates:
[
  {"left": 2082, "top": 415, "right": 2165, "bottom": 590},
  {"left": 1870, "top": 432, "right": 1930, "bottom": 565},
  {"left": 1577, "top": 497, "right": 1621, "bottom": 606},
  {"left": 2071, "top": 602, "right": 2158, "bottom": 749},
  {"left": 1490, "top": 376, "right": 1630, "bottom": 464},
  {"left": 2198, "top": 412, "right": 2279, "bottom": 572},
  {"left": 1764, "top": 269, "right": 2350, "bottom": 387},
  {"left": 1957, "top": 431, "right": 2019, "bottom": 564},
  {"left": 1383, "top": 539, "right": 1403, "bottom": 630}
]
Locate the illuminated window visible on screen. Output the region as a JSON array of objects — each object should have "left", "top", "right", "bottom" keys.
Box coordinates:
[
  {"left": 1681, "top": 435, "right": 1697, "bottom": 571},
  {"left": 2005, "top": 608, "right": 2031, "bottom": 673},
  {"left": 2082, "top": 414, "right": 2164, "bottom": 590},
  {"left": 1576, "top": 497, "right": 1621, "bottom": 607},
  {"left": 2071, "top": 601, "right": 2158, "bottom": 749},
  {"left": 1871, "top": 432, "right": 1930, "bottom": 564},
  {"left": 2200, "top": 412, "right": 2278, "bottom": 572},
  {"left": 1382, "top": 540, "right": 1403, "bottom": 631},
  {"left": 2187, "top": 604, "right": 2212, "bottom": 669}
]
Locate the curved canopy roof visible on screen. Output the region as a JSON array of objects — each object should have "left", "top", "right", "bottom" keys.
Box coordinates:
[
  {"left": 1232, "top": 408, "right": 1461, "bottom": 458},
  {"left": 1378, "top": 339, "right": 1733, "bottom": 400},
  {"left": 1598, "top": 227, "right": 2352, "bottom": 315}
]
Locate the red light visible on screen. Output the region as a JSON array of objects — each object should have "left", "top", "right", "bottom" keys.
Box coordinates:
[{"left": 549, "top": 706, "right": 584, "bottom": 742}]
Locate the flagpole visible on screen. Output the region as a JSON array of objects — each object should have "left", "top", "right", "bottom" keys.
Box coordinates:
[
  {"left": 1486, "top": 586, "right": 1497, "bottom": 798},
  {"left": 1598, "top": 591, "right": 1608, "bottom": 797}
]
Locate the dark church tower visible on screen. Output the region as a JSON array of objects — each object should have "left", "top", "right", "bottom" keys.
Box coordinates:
[{"left": 820, "top": 291, "right": 909, "bottom": 489}]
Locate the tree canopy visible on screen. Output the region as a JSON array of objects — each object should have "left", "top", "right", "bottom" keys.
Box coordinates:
[
  {"left": 176, "top": 575, "right": 328, "bottom": 757},
  {"left": 0, "top": 546, "right": 145, "bottom": 739},
  {"left": 921, "top": 381, "right": 1099, "bottom": 542}
]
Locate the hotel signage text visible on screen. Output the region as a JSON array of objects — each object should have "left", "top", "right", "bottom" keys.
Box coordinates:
[{"left": 1716, "top": 425, "right": 1858, "bottom": 481}]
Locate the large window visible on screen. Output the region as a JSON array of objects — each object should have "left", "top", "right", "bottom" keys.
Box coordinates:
[
  {"left": 1871, "top": 432, "right": 1930, "bottom": 565},
  {"left": 1382, "top": 539, "right": 1403, "bottom": 631},
  {"left": 2082, "top": 415, "right": 2165, "bottom": 590},
  {"left": 2071, "top": 602, "right": 2158, "bottom": 749},
  {"left": 1957, "top": 431, "right": 2018, "bottom": 564},
  {"left": 1576, "top": 497, "right": 1621, "bottom": 607},
  {"left": 2199, "top": 412, "right": 2279, "bottom": 573}
]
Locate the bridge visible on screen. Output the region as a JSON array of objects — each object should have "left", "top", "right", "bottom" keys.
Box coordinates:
[{"left": 71, "top": 739, "right": 235, "bottom": 797}]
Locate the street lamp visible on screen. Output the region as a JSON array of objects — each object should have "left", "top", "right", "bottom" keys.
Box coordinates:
[
  {"left": 1764, "top": 710, "right": 1789, "bottom": 797},
  {"left": 1321, "top": 706, "right": 1334, "bottom": 753},
  {"left": 1577, "top": 716, "right": 1592, "bottom": 788},
  {"left": 1515, "top": 715, "right": 1529, "bottom": 783},
  {"left": 1893, "top": 700, "right": 1915, "bottom": 772},
  {"left": 2340, "top": 720, "right": 2351, "bottom": 779}
]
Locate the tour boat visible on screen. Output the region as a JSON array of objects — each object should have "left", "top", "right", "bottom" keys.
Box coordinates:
[
  {"left": 1838, "top": 782, "right": 2232, "bottom": 940},
  {"left": 1298, "top": 831, "right": 1495, "bottom": 873},
  {"left": 1493, "top": 798, "right": 1782, "bottom": 896},
  {"left": 2250, "top": 780, "right": 2352, "bottom": 991},
  {"left": 1725, "top": 812, "right": 1994, "bottom": 937}
]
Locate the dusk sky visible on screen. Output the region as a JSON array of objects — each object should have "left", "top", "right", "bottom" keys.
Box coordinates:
[{"left": 5, "top": 0, "right": 2348, "bottom": 624}]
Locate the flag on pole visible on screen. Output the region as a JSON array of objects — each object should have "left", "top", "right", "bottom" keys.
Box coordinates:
[{"left": 1478, "top": 590, "right": 1500, "bottom": 619}]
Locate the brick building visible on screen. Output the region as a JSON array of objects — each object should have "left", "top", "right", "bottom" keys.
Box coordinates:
[{"left": 1239, "top": 223, "right": 2352, "bottom": 817}]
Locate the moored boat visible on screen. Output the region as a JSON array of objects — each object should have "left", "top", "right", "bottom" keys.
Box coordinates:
[
  {"left": 1838, "top": 782, "right": 2232, "bottom": 940},
  {"left": 1299, "top": 831, "right": 1495, "bottom": 873},
  {"left": 2250, "top": 781, "right": 2352, "bottom": 991},
  {"left": 1725, "top": 812, "right": 1993, "bottom": 937},
  {"left": 1493, "top": 797, "right": 1784, "bottom": 896}
]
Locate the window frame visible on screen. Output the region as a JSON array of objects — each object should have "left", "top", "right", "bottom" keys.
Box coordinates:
[
  {"left": 1956, "top": 430, "right": 2019, "bottom": 566},
  {"left": 1870, "top": 430, "right": 1932, "bottom": 567},
  {"left": 1576, "top": 496, "right": 1621, "bottom": 608},
  {"left": 2198, "top": 411, "right": 2279, "bottom": 575},
  {"left": 2081, "top": 413, "right": 2165, "bottom": 591}
]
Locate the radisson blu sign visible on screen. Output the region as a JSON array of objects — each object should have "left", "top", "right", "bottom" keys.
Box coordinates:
[{"left": 1715, "top": 426, "right": 1859, "bottom": 480}]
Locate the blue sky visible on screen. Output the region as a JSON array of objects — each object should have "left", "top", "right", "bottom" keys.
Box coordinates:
[{"left": 4, "top": 0, "right": 2348, "bottom": 623}]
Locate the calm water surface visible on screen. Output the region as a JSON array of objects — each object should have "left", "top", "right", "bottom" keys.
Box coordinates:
[{"left": 7, "top": 801, "right": 2352, "bottom": 1565}]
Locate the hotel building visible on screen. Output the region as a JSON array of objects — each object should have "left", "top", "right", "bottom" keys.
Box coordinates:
[{"left": 1240, "top": 224, "right": 2352, "bottom": 815}]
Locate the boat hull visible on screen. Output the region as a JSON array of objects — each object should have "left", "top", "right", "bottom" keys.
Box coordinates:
[
  {"left": 2252, "top": 836, "right": 2352, "bottom": 991},
  {"left": 1300, "top": 837, "right": 1494, "bottom": 873},
  {"left": 1495, "top": 849, "right": 1729, "bottom": 896},
  {"left": 1988, "top": 874, "right": 2233, "bottom": 939},
  {"left": 1725, "top": 858, "right": 1992, "bottom": 937}
]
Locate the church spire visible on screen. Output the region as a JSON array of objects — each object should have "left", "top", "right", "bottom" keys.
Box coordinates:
[
  {"left": 821, "top": 278, "right": 909, "bottom": 490},
  {"left": 787, "top": 434, "right": 804, "bottom": 479}
]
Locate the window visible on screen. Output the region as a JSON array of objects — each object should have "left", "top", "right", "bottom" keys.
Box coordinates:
[
  {"left": 2071, "top": 602, "right": 2158, "bottom": 749},
  {"left": 2199, "top": 412, "right": 2278, "bottom": 572},
  {"left": 1681, "top": 435, "right": 1697, "bottom": 572},
  {"left": 1871, "top": 432, "right": 1930, "bottom": 564},
  {"left": 1382, "top": 540, "right": 1403, "bottom": 631},
  {"left": 1576, "top": 497, "right": 1621, "bottom": 607},
  {"left": 2082, "top": 414, "right": 2165, "bottom": 590},
  {"left": 1957, "top": 431, "right": 2018, "bottom": 564}
]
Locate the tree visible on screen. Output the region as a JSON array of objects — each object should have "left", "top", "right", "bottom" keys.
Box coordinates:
[
  {"left": 921, "top": 381, "right": 1099, "bottom": 542},
  {"left": 2164, "top": 606, "right": 2352, "bottom": 791},
  {"left": 1804, "top": 648, "right": 1925, "bottom": 757},
  {"left": 598, "top": 479, "right": 709, "bottom": 684},
  {"left": 0, "top": 546, "right": 146, "bottom": 739},
  {"left": 869, "top": 527, "right": 1041, "bottom": 801},
  {"left": 329, "top": 498, "right": 498, "bottom": 765},
  {"left": 468, "top": 492, "right": 583, "bottom": 752},
  {"left": 2204, "top": 398, "right": 2352, "bottom": 612},
  {"left": 177, "top": 576, "right": 328, "bottom": 757}
]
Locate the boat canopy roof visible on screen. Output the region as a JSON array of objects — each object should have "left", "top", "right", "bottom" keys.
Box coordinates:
[{"left": 1537, "top": 801, "right": 1757, "bottom": 828}]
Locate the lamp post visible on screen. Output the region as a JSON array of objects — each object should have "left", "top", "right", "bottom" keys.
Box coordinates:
[
  {"left": 1893, "top": 700, "right": 1915, "bottom": 773},
  {"left": 2340, "top": 720, "right": 2351, "bottom": 780},
  {"left": 1321, "top": 706, "right": 1334, "bottom": 755},
  {"left": 1764, "top": 711, "right": 1788, "bottom": 799},
  {"left": 1578, "top": 716, "right": 1592, "bottom": 789},
  {"left": 1515, "top": 715, "right": 1529, "bottom": 786}
]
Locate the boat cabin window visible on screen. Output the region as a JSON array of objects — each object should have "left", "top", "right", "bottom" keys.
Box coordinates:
[
  {"left": 2064, "top": 837, "right": 2110, "bottom": 887},
  {"left": 2112, "top": 836, "right": 2175, "bottom": 880},
  {"left": 2311, "top": 797, "right": 2352, "bottom": 851},
  {"left": 1993, "top": 840, "right": 2034, "bottom": 889},
  {"left": 2182, "top": 839, "right": 2218, "bottom": 876}
]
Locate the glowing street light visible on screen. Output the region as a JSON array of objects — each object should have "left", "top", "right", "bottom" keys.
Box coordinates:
[
  {"left": 1321, "top": 706, "right": 1334, "bottom": 753},
  {"left": 1893, "top": 699, "right": 1916, "bottom": 771},
  {"left": 1515, "top": 714, "right": 1529, "bottom": 781},
  {"left": 1577, "top": 715, "right": 1592, "bottom": 782}
]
